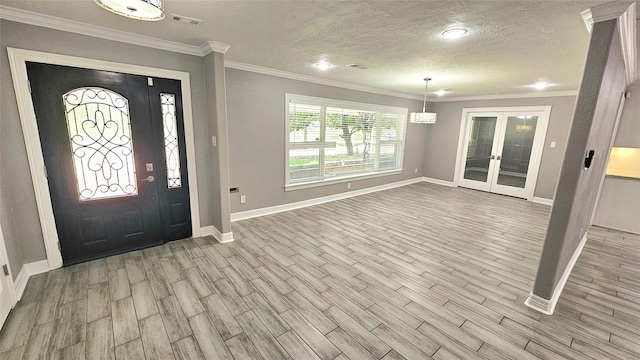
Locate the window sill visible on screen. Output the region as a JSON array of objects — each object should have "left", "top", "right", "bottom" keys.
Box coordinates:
[{"left": 285, "top": 169, "right": 402, "bottom": 192}]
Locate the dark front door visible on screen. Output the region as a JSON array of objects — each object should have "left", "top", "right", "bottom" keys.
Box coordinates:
[{"left": 27, "top": 62, "right": 192, "bottom": 265}]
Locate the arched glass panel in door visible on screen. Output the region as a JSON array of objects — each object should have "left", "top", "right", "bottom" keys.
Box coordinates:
[{"left": 62, "top": 87, "right": 138, "bottom": 201}]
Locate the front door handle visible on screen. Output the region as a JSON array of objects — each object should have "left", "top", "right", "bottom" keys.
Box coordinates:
[
  {"left": 496, "top": 155, "right": 502, "bottom": 160},
  {"left": 490, "top": 155, "right": 495, "bottom": 159},
  {"left": 141, "top": 176, "right": 155, "bottom": 183}
]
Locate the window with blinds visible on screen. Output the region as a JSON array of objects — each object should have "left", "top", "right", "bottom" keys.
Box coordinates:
[{"left": 286, "top": 94, "right": 407, "bottom": 188}]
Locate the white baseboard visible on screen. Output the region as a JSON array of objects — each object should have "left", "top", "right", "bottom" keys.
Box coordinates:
[
  {"left": 421, "top": 177, "right": 455, "bottom": 187},
  {"left": 200, "top": 226, "right": 235, "bottom": 244},
  {"left": 14, "top": 260, "right": 49, "bottom": 301},
  {"left": 525, "top": 232, "right": 588, "bottom": 315},
  {"left": 231, "top": 177, "right": 424, "bottom": 222},
  {"left": 532, "top": 197, "right": 554, "bottom": 206}
]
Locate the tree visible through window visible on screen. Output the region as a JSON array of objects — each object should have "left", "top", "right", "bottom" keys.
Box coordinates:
[{"left": 286, "top": 94, "right": 407, "bottom": 186}]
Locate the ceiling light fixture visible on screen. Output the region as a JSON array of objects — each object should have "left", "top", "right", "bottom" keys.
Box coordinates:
[
  {"left": 410, "top": 78, "right": 437, "bottom": 124},
  {"left": 533, "top": 81, "right": 549, "bottom": 90},
  {"left": 313, "top": 60, "right": 333, "bottom": 71},
  {"left": 442, "top": 28, "right": 467, "bottom": 39},
  {"left": 436, "top": 89, "right": 447, "bottom": 96},
  {"left": 94, "top": 0, "right": 165, "bottom": 21}
]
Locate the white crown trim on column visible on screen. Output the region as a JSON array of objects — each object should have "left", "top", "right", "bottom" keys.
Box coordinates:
[
  {"left": 200, "top": 41, "right": 231, "bottom": 55},
  {"left": 581, "top": 1, "right": 636, "bottom": 84}
]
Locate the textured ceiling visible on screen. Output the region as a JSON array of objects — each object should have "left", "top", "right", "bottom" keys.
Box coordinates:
[{"left": 0, "top": 0, "right": 614, "bottom": 97}]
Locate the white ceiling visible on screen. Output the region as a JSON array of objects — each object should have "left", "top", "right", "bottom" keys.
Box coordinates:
[{"left": 0, "top": 0, "right": 615, "bottom": 97}]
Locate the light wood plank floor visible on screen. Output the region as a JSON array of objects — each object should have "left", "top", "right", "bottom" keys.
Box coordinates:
[{"left": 1, "top": 183, "right": 639, "bottom": 359}]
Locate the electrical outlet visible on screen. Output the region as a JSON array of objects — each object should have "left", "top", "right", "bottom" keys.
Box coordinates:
[
  {"left": 550, "top": 141, "right": 556, "bottom": 148},
  {"left": 414, "top": 168, "right": 418, "bottom": 174},
  {"left": 347, "top": 182, "right": 351, "bottom": 189},
  {"left": 240, "top": 195, "right": 246, "bottom": 204}
]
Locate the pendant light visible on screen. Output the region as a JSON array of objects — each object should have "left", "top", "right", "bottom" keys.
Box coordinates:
[
  {"left": 410, "top": 77, "right": 437, "bottom": 124},
  {"left": 94, "top": 0, "right": 165, "bottom": 21}
]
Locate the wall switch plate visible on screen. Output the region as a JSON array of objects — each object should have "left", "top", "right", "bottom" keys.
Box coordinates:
[
  {"left": 347, "top": 182, "right": 351, "bottom": 189},
  {"left": 211, "top": 136, "right": 217, "bottom": 147},
  {"left": 240, "top": 195, "right": 246, "bottom": 204},
  {"left": 414, "top": 168, "right": 418, "bottom": 174},
  {"left": 550, "top": 141, "right": 556, "bottom": 148}
]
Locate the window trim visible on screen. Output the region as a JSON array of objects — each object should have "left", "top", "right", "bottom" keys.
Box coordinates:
[{"left": 285, "top": 93, "right": 408, "bottom": 189}]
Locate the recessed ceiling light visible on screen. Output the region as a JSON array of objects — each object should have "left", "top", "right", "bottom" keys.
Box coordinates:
[
  {"left": 533, "top": 81, "right": 549, "bottom": 90},
  {"left": 442, "top": 28, "right": 467, "bottom": 39},
  {"left": 313, "top": 60, "right": 333, "bottom": 71},
  {"left": 436, "top": 90, "right": 447, "bottom": 96}
]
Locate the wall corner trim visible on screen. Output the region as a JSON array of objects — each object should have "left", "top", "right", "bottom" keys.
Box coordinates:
[
  {"left": 531, "top": 197, "right": 554, "bottom": 206},
  {"left": 525, "top": 232, "right": 588, "bottom": 315},
  {"left": 421, "top": 177, "right": 455, "bottom": 187},
  {"left": 200, "top": 41, "right": 231, "bottom": 56},
  {"left": 200, "top": 226, "right": 235, "bottom": 244},
  {"left": 581, "top": 1, "right": 636, "bottom": 84},
  {"left": 14, "top": 260, "right": 49, "bottom": 301}
]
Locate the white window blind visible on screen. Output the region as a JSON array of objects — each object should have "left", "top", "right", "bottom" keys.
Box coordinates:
[{"left": 286, "top": 94, "right": 407, "bottom": 187}]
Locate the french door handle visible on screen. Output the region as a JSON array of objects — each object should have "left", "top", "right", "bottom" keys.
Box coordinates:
[
  {"left": 490, "top": 155, "right": 496, "bottom": 159},
  {"left": 141, "top": 176, "right": 155, "bottom": 183},
  {"left": 496, "top": 155, "right": 502, "bottom": 160}
]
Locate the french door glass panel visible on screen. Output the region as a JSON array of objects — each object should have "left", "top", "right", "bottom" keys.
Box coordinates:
[
  {"left": 463, "top": 116, "right": 498, "bottom": 183},
  {"left": 496, "top": 116, "right": 538, "bottom": 188}
]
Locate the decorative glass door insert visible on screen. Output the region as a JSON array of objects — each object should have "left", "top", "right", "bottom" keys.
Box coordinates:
[
  {"left": 63, "top": 87, "right": 138, "bottom": 201},
  {"left": 160, "top": 93, "right": 182, "bottom": 188}
]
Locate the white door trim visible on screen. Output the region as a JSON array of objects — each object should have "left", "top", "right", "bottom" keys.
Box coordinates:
[
  {"left": 7, "top": 48, "right": 202, "bottom": 270},
  {"left": 454, "top": 106, "right": 552, "bottom": 200},
  {"left": 0, "top": 222, "right": 18, "bottom": 304}
]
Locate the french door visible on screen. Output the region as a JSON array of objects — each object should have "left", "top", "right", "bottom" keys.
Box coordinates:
[
  {"left": 27, "top": 62, "right": 192, "bottom": 265},
  {"left": 458, "top": 108, "right": 549, "bottom": 199}
]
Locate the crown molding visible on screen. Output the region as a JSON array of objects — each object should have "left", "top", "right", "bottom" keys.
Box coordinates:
[
  {"left": 581, "top": 1, "right": 634, "bottom": 31},
  {"left": 200, "top": 41, "right": 231, "bottom": 55},
  {"left": 581, "top": 1, "right": 636, "bottom": 84},
  {"left": 429, "top": 90, "right": 578, "bottom": 102},
  {"left": 0, "top": 5, "right": 204, "bottom": 56},
  {"left": 224, "top": 60, "right": 424, "bottom": 101}
]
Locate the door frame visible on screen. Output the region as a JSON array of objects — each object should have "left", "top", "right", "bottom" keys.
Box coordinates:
[
  {"left": 7, "top": 48, "right": 202, "bottom": 270},
  {"left": 0, "top": 221, "right": 18, "bottom": 317},
  {"left": 453, "top": 106, "right": 552, "bottom": 201}
]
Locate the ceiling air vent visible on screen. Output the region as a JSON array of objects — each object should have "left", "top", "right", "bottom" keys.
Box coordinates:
[
  {"left": 171, "top": 14, "right": 204, "bottom": 26},
  {"left": 346, "top": 64, "right": 368, "bottom": 70}
]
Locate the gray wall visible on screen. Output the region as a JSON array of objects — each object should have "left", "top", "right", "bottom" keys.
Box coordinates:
[
  {"left": 426, "top": 96, "right": 577, "bottom": 199},
  {"left": 533, "top": 20, "right": 626, "bottom": 299},
  {"left": 593, "top": 80, "right": 640, "bottom": 234},
  {"left": 0, "top": 20, "right": 216, "bottom": 277},
  {"left": 225, "top": 68, "right": 426, "bottom": 213}
]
